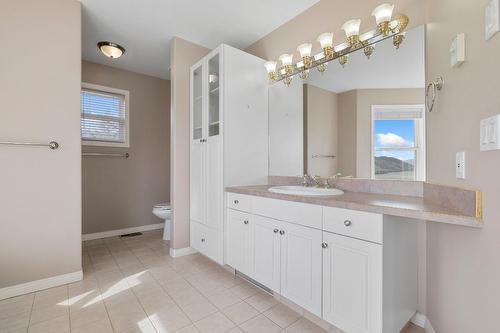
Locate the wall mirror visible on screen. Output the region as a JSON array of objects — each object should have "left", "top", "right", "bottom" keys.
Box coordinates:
[{"left": 268, "top": 25, "right": 425, "bottom": 181}]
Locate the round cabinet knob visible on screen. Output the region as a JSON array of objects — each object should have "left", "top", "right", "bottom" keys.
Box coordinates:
[
  {"left": 344, "top": 220, "right": 352, "bottom": 227},
  {"left": 243, "top": 220, "right": 249, "bottom": 225},
  {"left": 279, "top": 230, "right": 285, "bottom": 235},
  {"left": 273, "top": 229, "right": 279, "bottom": 233},
  {"left": 234, "top": 200, "right": 239, "bottom": 204},
  {"left": 201, "top": 238, "right": 205, "bottom": 242},
  {"left": 322, "top": 242, "right": 328, "bottom": 249}
]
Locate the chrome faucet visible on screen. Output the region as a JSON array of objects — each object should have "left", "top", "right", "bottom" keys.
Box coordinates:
[
  {"left": 312, "top": 175, "right": 322, "bottom": 188},
  {"left": 302, "top": 174, "right": 312, "bottom": 187}
]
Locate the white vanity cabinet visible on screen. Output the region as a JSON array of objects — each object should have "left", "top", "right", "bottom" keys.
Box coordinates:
[
  {"left": 226, "top": 193, "right": 417, "bottom": 333},
  {"left": 190, "top": 45, "right": 268, "bottom": 264}
]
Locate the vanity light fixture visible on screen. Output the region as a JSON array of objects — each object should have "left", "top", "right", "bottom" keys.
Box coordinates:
[
  {"left": 279, "top": 53, "right": 294, "bottom": 86},
  {"left": 264, "top": 61, "right": 278, "bottom": 81},
  {"left": 264, "top": 4, "right": 409, "bottom": 85},
  {"left": 97, "top": 41, "right": 125, "bottom": 59},
  {"left": 317, "top": 33, "right": 334, "bottom": 59},
  {"left": 297, "top": 43, "right": 313, "bottom": 68},
  {"left": 372, "top": 3, "right": 395, "bottom": 36},
  {"left": 342, "top": 19, "right": 362, "bottom": 48}
]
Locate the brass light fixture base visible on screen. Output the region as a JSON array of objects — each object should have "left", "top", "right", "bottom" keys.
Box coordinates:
[
  {"left": 393, "top": 34, "right": 405, "bottom": 49},
  {"left": 347, "top": 35, "right": 360, "bottom": 48},
  {"left": 393, "top": 14, "right": 409, "bottom": 33},
  {"left": 317, "top": 63, "right": 328, "bottom": 73},
  {"left": 268, "top": 72, "right": 278, "bottom": 82},
  {"left": 299, "top": 70, "right": 309, "bottom": 80},
  {"left": 323, "top": 46, "right": 335, "bottom": 59},
  {"left": 302, "top": 56, "right": 312, "bottom": 68},
  {"left": 339, "top": 55, "right": 348, "bottom": 67},
  {"left": 377, "top": 21, "right": 390, "bottom": 36},
  {"left": 364, "top": 45, "right": 375, "bottom": 58}
]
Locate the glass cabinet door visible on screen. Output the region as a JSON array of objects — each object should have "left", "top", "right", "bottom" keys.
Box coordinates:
[
  {"left": 192, "top": 65, "right": 203, "bottom": 140},
  {"left": 208, "top": 53, "right": 220, "bottom": 136}
]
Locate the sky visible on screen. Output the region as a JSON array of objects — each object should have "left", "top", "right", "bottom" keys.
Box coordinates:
[{"left": 374, "top": 119, "right": 415, "bottom": 161}]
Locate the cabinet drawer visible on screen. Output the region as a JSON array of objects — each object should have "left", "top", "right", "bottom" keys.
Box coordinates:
[
  {"left": 323, "top": 207, "right": 383, "bottom": 244},
  {"left": 191, "top": 221, "right": 222, "bottom": 263},
  {"left": 252, "top": 196, "right": 322, "bottom": 229},
  {"left": 227, "top": 192, "right": 252, "bottom": 212}
]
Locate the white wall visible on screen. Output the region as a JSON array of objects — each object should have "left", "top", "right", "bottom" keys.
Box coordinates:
[{"left": 0, "top": 0, "right": 82, "bottom": 291}]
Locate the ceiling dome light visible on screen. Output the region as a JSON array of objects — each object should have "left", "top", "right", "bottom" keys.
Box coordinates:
[{"left": 97, "top": 41, "right": 125, "bottom": 59}]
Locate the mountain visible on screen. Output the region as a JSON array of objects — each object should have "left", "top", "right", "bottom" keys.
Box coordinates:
[{"left": 375, "top": 156, "right": 414, "bottom": 174}]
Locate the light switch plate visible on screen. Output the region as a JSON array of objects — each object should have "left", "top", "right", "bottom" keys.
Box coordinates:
[
  {"left": 450, "top": 33, "right": 466, "bottom": 68},
  {"left": 456, "top": 152, "right": 466, "bottom": 179},
  {"left": 480, "top": 114, "right": 500, "bottom": 151},
  {"left": 486, "top": 0, "right": 500, "bottom": 40}
]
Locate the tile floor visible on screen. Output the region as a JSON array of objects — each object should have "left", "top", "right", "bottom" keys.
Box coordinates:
[{"left": 0, "top": 230, "right": 424, "bottom": 333}]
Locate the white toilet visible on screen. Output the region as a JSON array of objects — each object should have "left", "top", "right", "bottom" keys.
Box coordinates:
[{"left": 152, "top": 203, "right": 171, "bottom": 240}]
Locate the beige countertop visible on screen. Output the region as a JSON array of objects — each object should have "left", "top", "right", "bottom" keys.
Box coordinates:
[{"left": 226, "top": 185, "right": 483, "bottom": 228}]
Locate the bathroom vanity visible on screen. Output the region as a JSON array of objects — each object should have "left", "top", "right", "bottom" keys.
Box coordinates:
[{"left": 224, "top": 183, "right": 481, "bottom": 333}]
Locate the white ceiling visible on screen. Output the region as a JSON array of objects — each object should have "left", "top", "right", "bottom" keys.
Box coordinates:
[
  {"left": 80, "top": 0, "right": 319, "bottom": 79},
  {"left": 305, "top": 25, "right": 425, "bottom": 93}
]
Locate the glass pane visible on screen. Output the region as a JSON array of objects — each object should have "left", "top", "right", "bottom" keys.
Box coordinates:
[
  {"left": 193, "top": 66, "right": 202, "bottom": 140},
  {"left": 208, "top": 54, "right": 219, "bottom": 136},
  {"left": 374, "top": 150, "right": 416, "bottom": 180},
  {"left": 374, "top": 119, "right": 415, "bottom": 149},
  {"left": 374, "top": 119, "right": 416, "bottom": 180}
]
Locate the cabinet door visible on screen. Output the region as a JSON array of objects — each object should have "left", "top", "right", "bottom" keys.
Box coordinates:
[
  {"left": 205, "top": 135, "right": 222, "bottom": 229},
  {"left": 322, "top": 232, "right": 382, "bottom": 333},
  {"left": 226, "top": 209, "right": 250, "bottom": 275},
  {"left": 190, "top": 140, "right": 204, "bottom": 224},
  {"left": 280, "top": 222, "right": 322, "bottom": 317},
  {"left": 248, "top": 215, "right": 281, "bottom": 292}
]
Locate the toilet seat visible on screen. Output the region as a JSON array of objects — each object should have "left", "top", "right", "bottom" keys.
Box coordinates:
[{"left": 154, "top": 203, "right": 171, "bottom": 210}]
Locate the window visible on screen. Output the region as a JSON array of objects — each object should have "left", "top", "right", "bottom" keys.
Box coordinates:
[
  {"left": 371, "top": 105, "right": 425, "bottom": 181},
  {"left": 81, "top": 83, "right": 129, "bottom": 147}
]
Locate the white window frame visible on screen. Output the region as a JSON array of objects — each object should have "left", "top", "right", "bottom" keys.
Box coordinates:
[
  {"left": 81, "top": 82, "right": 130, "bottom": 148},
  {"left": 370, "top": 104, "right": 426, "bottom": 181}
]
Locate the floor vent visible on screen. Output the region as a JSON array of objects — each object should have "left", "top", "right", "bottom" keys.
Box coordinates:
[
  {"left": 119, "top": 232, "right": 143, "bottom": 238},
  {"left": 235, "top": 270, "right": 273, "bottom": 295}
]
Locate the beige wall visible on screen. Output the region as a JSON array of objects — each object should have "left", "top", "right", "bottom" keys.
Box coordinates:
[
  {"left": 0, "top": 0, "right": 82, "bottom": 287},
  {"left": 170, "top": 38, "right": 210, "bottom": 250},
  {"left": 425, "top": 0, "right": 500, "bottom": 331},
  {"left": 304, "top": 84, "right": 338, "bottom": 176},
  {"left": 355, "top": 88, "right": 425, "bottom": 178},
  {"left": 81, "top": 61, "right": 170, "bottom": 234},
  {"left": 245, "top": 0, "right": 425, "bottom": 61},
  {"left": 337, "top": 90, "right": 357, "bottom": 177}
]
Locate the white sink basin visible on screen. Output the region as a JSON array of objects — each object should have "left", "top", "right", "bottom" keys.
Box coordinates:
[{"left": 268, "top": 185, "right": 344, "bottom": 196}]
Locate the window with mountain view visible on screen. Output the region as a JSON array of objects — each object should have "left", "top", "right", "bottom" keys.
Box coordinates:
[{"left": 372, "top": 105, "right": 425, "bottom": 181}]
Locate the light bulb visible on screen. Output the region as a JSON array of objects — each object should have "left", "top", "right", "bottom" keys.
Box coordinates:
[
  {"left": 264, "top": 61, "right": 277, "bottom": 73},
  {"left": 279, "top": 53, "right": 293, "bottom": 66},
  {"left": 317, "top": 33, "right": 333, "bottom": 49},
  {"left": 342, "top": 19, "right": 361, "bottom": 38},
  {"left": 297, "top": 43, "right": 312, "bottom": 58},
  {"left": 372, "top": 3, "right": 394, "bottom": 25}
]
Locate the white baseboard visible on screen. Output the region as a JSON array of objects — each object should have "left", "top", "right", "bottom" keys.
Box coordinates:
[
  {"left": 0, "top": 270, "right": 82, "bottom": 301},
  {"left": 169, "top": 247, "right": 197, "bottom": 258},
  {"left": 82, "top": 223, "right": 164, "bottom": 241},
  {"left": 411, "top": 312, "right": 436, "bottom": 333}
]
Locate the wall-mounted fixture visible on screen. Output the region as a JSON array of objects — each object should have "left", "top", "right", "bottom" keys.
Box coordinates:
[
  {"left": 264, "top": 3, "right": 409, "bottom": 85},
  {"left": 97, "top": 41, "right": 125, "bottom": 59},
  {"left": 425, "top": 76, "right": 444, "bottom": 112}
]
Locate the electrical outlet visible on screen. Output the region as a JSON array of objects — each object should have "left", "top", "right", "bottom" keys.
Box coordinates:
[{"left": 456, "top": 151, "right": 466, "bottom": 179}]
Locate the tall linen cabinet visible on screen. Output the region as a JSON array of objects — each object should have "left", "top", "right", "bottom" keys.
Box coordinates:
[{"left": 190, "top": 44, "right": 268, "bottom": 264}]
